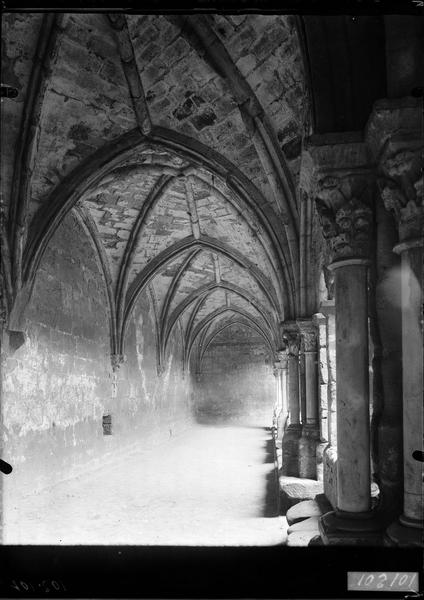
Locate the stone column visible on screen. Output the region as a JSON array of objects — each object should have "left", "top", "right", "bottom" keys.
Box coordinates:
[
  {"left": 274, "top": 349, "right": 289, "bottom": 447},
  {"left": 297, "top": 319, "right": 320, "bottom": 479},
  {"left": 373, "top": 111, "right": 423, "bottom": 546},
  {"left": 332, "top": 257, "right": 371, "bottom": 513},
  {"left": 321, "top": 303, "right": 338, "bottom": 507},
  {"left": 313, "top": 312, "right": 330, "bottom": 482},
  {"left": 272, "top": 362, "right": 282, "bottom": 434},
  {"left": 391, "top": 234, "right": 423, "bottom": 538},
  {"left": 308, "top": 138, "right": 381, "bottom": 543},
  {"left": 298, "top": 346, "right": 307, "bottom": 428},
  {"left": 281, "top": 322, "right": 302, "bottom": 476}
]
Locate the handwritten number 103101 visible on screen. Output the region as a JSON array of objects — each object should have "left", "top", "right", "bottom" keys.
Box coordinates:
[{"left": 348, "top": 572, "right": 419, "bottom": 592}]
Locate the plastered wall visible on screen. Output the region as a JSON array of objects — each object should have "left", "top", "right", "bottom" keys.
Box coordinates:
[
  {"left": 194, "top": 324, "right": 275, "bottom": 427},
  {"left": 0, "top": 212, "right": 194, "bottom": 503}
]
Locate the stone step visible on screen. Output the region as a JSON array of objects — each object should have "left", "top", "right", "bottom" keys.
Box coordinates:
[
  {"left": 286, "top": 499, "right": 322, "bottom": 525},
  {"left": 279, "top": 476, "right": 323, "bottom": 513},
  {"left": 286, "top": 529, "right": 321, "bottom": 546},
  {"left": 287, "top": 516, "right": 320, "bottom": 534},
  {"left": 286, "top": 516, "right": 321, "bottom": 546}
]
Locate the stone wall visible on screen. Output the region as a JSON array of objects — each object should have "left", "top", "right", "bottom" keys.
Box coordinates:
[
  {"left": 115, "top": 290, "right": 194, "bottom": 446},
  {"left": 0, "top": 211, "right": 194, "bottom": 504},
  {"left": 194, "top": 324, "right": 275, "bottom": 426}
]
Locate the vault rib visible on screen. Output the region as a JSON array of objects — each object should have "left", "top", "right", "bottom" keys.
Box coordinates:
[
  {"left": 182, "top": 175, "right": 201, "bottom": 239},
  {"left": 107, "top": 14, "right": 152, "bottom": 136},
  {"left": 212, "top": 253, "right": 221, "bottom": 284},
  {"left": 9, "top": 13, "right": 64, "bottom": 294}
]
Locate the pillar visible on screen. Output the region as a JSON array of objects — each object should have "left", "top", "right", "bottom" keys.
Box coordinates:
[
  {"left": 332, "top": 258, "right": 371, "bottom": 513},
  {"left": 272, "top": 363, "right": 282, "bottom": 434},
  {"left": 310, "top": 140, "right": 381, "bottom": 543},
  {"left": 373, "top": 105, "right": 423, "bottom": 546},
  {"left": 281, "top": 322, "right": 301, "bottom": 476},
  {"left": 321, "top": 304, "right": 338, "bottom": 506},
  {"left": 274, "top": 349, "right": 289, "bottom": 447},
  {"left": 313, "top": 312, "right": 330, "bottom": 482},
  {"left": 389, "top": 235, "right": 423, "bottom": 541},
  {"left": 297, "top": 319, "right": 320, "bottom": 479}
]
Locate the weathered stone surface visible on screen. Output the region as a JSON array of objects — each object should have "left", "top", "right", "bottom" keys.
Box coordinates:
[
  {"left": 1, "top": 211, "right": 194, "bottom": 502},
  {"left": 286, "top": 499, "right": 322, "bottom": 525},
  {"left": 287, "top": 515, "right": 320, "bottom": 533},
  {"left": 286, "top": 528, "right": 320, "bottom": 546},
  {"left": 2, "top": 13, "right": 422, "bottom": 550},
  {"left": 279, "top": 475, "right": 323, "bottom": 512},
  {"left": 195, "top": 323, "right": 275, "bottom": 426}
]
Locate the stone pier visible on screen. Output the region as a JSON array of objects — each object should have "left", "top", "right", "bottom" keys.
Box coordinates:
[
  {"left": 311, "top": 138, "right": 381, "bottom": 544},
  {"left": 281, "top": 322, "right": 302, "bottom": 476},
  {"left": 274, "top": 349, "right": 289, "bottom": 448},
  {"left": 297, "top": 319, "right": 320, "bottom": 479},
  {"left": 370, "top": 98, "right": 424, "bottom": 546}
]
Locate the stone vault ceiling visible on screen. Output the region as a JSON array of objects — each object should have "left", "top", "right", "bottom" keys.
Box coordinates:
[{"left": 2, "top": 12, "right": 309, "bottom": 371}]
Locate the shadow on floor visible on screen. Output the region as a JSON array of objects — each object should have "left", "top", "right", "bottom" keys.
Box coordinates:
[{"left": 262, "top": 437, "right": 280, "bottom": 518}]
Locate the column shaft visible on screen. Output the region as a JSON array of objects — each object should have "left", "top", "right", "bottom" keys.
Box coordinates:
[
  {"left": 279, "top": 363, "right": 289, "bottom": 430},
  {"left": 326, "top": 313, "right": 337, "bottom": 447},
  {"left": 335, "top": 262, "right": 371, "bottom": 513},
  {"left": 274, "top": 355, "right": 289, "bottom": 445},
  {"left": 288, "top": 354, "right": 300, "bottom": 426},
  {"left": 398, "top": 243, "right": 423, "bottom": 524},
  {"left": 281, "top": 327, "right": 301, "bottom": 477},
  {"left": 297, "top": 320, "right": 320, "bottom": 479},
  {"left": 304, "top": 351, "right": 319, "bottom": 426}
]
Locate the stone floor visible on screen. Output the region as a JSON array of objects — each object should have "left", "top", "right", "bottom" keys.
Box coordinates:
[{"left": 3, "top": 424, "right": 288, "bottom": 546}]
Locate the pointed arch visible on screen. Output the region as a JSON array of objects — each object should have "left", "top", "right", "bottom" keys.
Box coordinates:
[
  {"left": 22, "top": 126, "right": 297, "bottom": 320},
  {"left": 195, "top": 318, "right": 276, "bottom": 374},
  {"left": 185, "top": 306, "right": 274, "bottom": 368},
  {"left": 72, "top": 205, "right": 118, "bottom": 357},
  {"left": 162, "top": 280, "right": 278, "bottom": 360},
  {"left": 121, "top": 234, "right": 282, "bottom": 355}
]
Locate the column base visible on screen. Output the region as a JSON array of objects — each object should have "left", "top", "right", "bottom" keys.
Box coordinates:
[
  {"left": 384, "top": 515, "right": 424, "bottom": 547},
  {"left": 319, "top": 509, "right": 383, "bottom": 545}
]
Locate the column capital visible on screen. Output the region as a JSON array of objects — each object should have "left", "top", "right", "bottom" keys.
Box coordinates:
[
  {"left": 302, "top": 137, "right": 374, "bottom": 265},
  {"left": 377, "top": 165, "right": 422, "bottom": 246},
  {"left": 315, "top": 179, "right": 373, "bottom": 263},
  {"left": 274, "top": 347, "right": 288, "bottom": 368},
  {"left": 366, "top": 97, "right": 423, "bottom": 246},
  {"left": 111, "top": 353, "right": 126, "bottom": 371},
  {"left": 281, "top": 321, "right": 300, "bottom": 356},
  {"left": 297, "top": 319, "right": 318, "bottom": 353}
]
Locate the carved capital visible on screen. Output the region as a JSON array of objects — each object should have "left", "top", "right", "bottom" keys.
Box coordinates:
[
  {"left": 297, "top": 320, "right": 317, "bottom": 352},
  {"left": 315, "top": 185, "right": 373, "bottom": 262},
  {"left": 378, "top": 144, "right": 423, "bottom": 243},
  {"left": 276, "top": 348, "right": 288, "bottom": 363},
  {"left": 111, "top": 353, "right": 125, "bottom": 371},
  {"left": 304, "top": 138, "right": 374, "bottom": 264},
  {"left": 281, "top": 322, "right": 300, "bottom": 356},
  {"left": 274, "top": 348, "right": 288, "bottom": 371}
]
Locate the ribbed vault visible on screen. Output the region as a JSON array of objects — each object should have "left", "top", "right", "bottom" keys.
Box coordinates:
[
  {"left": 76, "top": 143, "right": 285, "bottom": 371},
  {"left": 2, "top": 12, "right": 309, "bottom": 373}
]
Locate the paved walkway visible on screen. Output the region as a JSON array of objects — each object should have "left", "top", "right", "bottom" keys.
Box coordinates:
[{"left": 4, "top": 425, "right": 287, "bottom": 545}]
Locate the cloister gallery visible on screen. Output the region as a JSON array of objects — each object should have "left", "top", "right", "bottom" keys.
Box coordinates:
[{"left": 1, "top": 11, "right": 423, "bottom": 550}]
